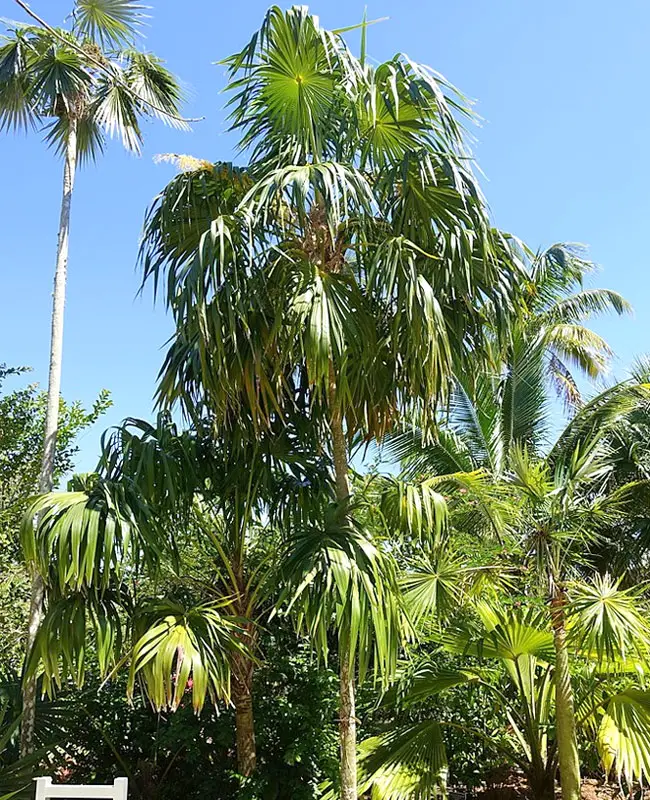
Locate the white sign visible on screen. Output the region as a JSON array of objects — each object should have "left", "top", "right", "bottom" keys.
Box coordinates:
[{"left": 34, "top": 777, "right": 128, "bottom": 800}]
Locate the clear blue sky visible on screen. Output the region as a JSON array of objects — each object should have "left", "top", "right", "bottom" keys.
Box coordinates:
[{"left": 2, "top": 0, "right": 649, "bottom": 473}]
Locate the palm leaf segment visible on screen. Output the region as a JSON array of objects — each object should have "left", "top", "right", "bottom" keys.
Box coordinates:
[{"left": 279, "top": 502, "right": 404, "bottom": 685}]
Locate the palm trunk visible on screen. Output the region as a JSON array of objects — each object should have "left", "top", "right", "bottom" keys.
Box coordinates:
[
  {"left": 328, "top": 362, "right": 351, "bottom": 501},
  {"left": 339, "top": 639, "right": 357, "bottom": 800},
  {"left": 550, "top": 588, "right": 581, "bottom": 800},
  {"left": 21, "top": 118, "right": 78, "bottom": 757},
  {"left": 529, "top": 763, "right": 557, "bottom": 800},
  {"left": 232, "top": 650, "right": 257, "bottom": 777},
  {"left": 328, "top": 362, "right": 357, "bottom": 800}
]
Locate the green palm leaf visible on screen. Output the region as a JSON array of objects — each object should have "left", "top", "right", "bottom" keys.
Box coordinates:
[
  {"left": 21, "top": 473, "right": 165, "bottom": 592},
  {"left": 357, "top": 721, "right": 448, "bottom": 800},
  {"left": 278, "top": 503, "right": 405, "bottom": 684},
  {"left": 441, "top": 606, "right": 555, "bottom": 663},
  {"left": 128, "top": 599, "right": 246, "bottom": 713},
  {"left": 72, "top": 0, "right": 145, "bottom": 48},
  {"left": 569, "top": 574, "right": 650, "bottom": 667}
]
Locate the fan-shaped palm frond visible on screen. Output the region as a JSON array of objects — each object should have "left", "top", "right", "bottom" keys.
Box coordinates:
[
  {"left": 568, "top": 574, "right": 650, "bottom": 667},
  {"left": 357, "top": 721, "right": 448, "bottom": 800},
  {"left": 597, "top": 689, "right": 650, "bottom": 786},
  {"left": 441, "top": 606, "right": 555, "bottom": 663},
  {"left": 72, "top": 0, "right": 146, "bottom": 48}
]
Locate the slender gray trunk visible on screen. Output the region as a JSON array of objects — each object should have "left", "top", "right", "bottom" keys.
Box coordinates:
[
  {"left": 550, "top": 588, "right": 581, "bottom": 800},
  {"left": 328, "top": 362, "right": 351, "bottom": 502},
  {"left": 328, "top": 362, "right": 357, "bottom": 800},
  {"left": 21, "top": 119, "right": 78, "bottom": 757}
]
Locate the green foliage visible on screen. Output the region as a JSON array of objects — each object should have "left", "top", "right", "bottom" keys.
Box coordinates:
[
  {"left": 0, "top": 366, "right": 110, "bottom": 671},
  {"left": 140, "top": 7, "right": 521, "bottom": 443},
  {"left": 47, "top": 628, "right": 339, "bottom": 800},
  {"left": 278, "top": 502, "right": 405, "bottom": 686},
  {"left": 0, "top": 0, "right": 185, "bottom": 160}
]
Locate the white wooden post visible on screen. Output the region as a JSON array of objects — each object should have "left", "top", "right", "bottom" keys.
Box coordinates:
[
  {"left": 113, "top": 779, "right": 128, "bottom": 800},
  {"left": 34, "top": 777, "right": 51, "bottom": 800},
  {"left": 34, "top": 777, "right": 128, "bottom": 800}
]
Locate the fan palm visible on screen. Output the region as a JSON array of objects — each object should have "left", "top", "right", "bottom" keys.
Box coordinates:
[
  {"left": 364, "top": 589, "right": 650, "bottom": 800},
  {"left": 139, "top": 8, "right": 523, "bottom": 794},
  {"left": 388, "top": 356, "right": 650, "bottom": 800},
  {"left": 1, "top": 0, "right": 185, "bottom": 754}
]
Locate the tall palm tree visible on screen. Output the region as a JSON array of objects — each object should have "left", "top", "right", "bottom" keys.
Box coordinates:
[
  {"left": 139, "top": 9, "right": 521, "bottom": 794},
  {"left": 0, "top": 0, "right": 185, "bottom": 754},
  {"left": 388, "top": 242, "right": 631, "bottom": 480},
  {"left": 487, "top": 242, "right": 630, "bottom": 410}
]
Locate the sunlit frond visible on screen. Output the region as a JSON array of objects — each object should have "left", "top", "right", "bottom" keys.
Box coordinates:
[
  {"left": 358, "top": 721, "right": 448, "bottom": 800},
  {"left": 72, "top": 0, "right": 146, "bottom": 48},
  {"left": 441, "top": 605, "right": 555, "bottom": 663},
  {"left": 128, "top": 599, "right": 246, "bottom": 713},
  {"left": 569, "top": 574, "right": 650, "bottom": 667},
  {"left": 597, "top": 689, "right": 650, "bottom": 786},
  {"left": 278, "top": 503, "right": 406, "bottom": 684}
]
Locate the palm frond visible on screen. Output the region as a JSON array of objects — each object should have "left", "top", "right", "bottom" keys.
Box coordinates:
[
  {"left": 597, "top": 689, "right": 650, "bottom": 786},
  {"left": 278, "top": 503, "right": 405, "bottom": 684},
  {"left": 358, "top": 721, "right": 448, "bottom": 800},
  {"left": 441, "top": 605, "right": 555, "bottom": 663},
  {"left": 21, "top": 472, "right": 166, "bottom": 592},
  {"left": 72, "top": 0, "right": 146, "bottom": 48},
  {"left": 128, "top": 599, "right": 246, "bottom": 713},
  {"left": 548, "top": 289, "right": 631, "bottom": 323},
  {"left": 568, "top": 574, "right": 650, "bottom": 667}
]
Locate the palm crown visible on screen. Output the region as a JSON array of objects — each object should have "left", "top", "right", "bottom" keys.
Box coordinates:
[
  {"left": 0, "top": 0, "right": 185, "bottom": 160},
  {"left": 141, "top": 6, "right": 520, "bottom": 443}
]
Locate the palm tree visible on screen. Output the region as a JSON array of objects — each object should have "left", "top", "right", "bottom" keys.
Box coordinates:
[
  {"left": 139, "top": 9, "right": 521, "bottom": 794},
  {"left": 489, "top": 242, "right": 630, "bottom": 410},
  {"left": 363, "top": 584, "right": 650, "bottom": 800},
  {"left": 389, "top": 356, "right": 650, "bottom": 800},
  {"left": 278, "top": 501, "right": 408, "bottom": 798},
  {"left": 21, "top": 411, "right": 332, "bottom": 777},
  {"left": 0, "top": 0, "right": 185, "bottom": 754}
]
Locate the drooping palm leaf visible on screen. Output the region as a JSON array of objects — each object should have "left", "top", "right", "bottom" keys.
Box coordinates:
[{"left": 128, "top": 599, "right": 246, "bottom": 713}]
